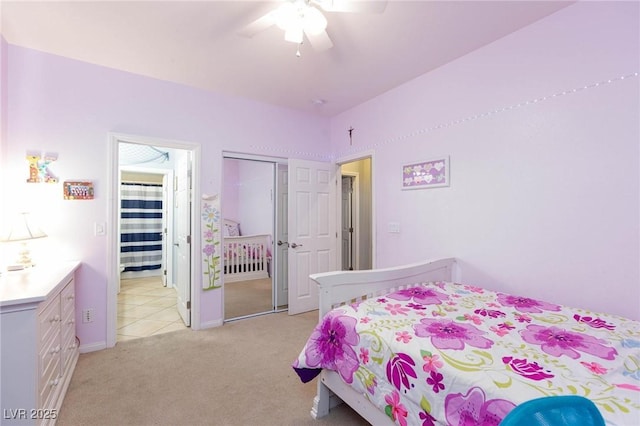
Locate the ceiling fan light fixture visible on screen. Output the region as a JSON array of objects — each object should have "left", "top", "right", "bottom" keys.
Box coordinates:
[
  {"left": 301, "top": 7, "right": 328, "bottom": 35},
  {"left": 284, "top": 27, "right": 304, "bottom": 44},
  {"left": 274, "top": 2, "right": 299, "bottom": 30},
  {"left": 274, "top": 2, "right": 327, "bottom": 43}
]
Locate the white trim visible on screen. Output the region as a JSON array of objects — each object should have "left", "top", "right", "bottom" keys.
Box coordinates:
[
  {"left": 200, "top": 318, "right": 224, "bottom": 329},
  {"left": 107, "top": 133, "right": 201, "bottom": 348},
  {"left": 79, "top": 341, "right": 107, "bottom": 354},
  {"left": 223, "top": 151, "right": 287, "bottom": 164}
]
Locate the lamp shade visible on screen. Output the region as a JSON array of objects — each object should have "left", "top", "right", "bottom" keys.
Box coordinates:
[{"left": 1, "top": 212, "right": 47, "bottom": 242}]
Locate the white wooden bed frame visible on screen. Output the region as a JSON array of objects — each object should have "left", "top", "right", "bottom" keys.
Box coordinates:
[
  {"left": 223, "top": 234, "right": 271, "bottom": 282},
  {"left": 222, "top": 219, "right": 271, "bottom": 282},
  {"left": 308, "top": 258, "right": 458, "bottom": 424}
]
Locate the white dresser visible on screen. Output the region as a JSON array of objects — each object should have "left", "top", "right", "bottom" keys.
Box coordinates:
[{"left": 1, "top": 261, "right": 81, "bottom": 425}]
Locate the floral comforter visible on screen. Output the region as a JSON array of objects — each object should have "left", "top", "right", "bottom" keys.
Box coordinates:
[{"left": 292, "top": 281, "right": 640, "bottom": 426}]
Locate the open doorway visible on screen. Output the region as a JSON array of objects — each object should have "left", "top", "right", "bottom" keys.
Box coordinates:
[
  {"left": 116, "top": 144, "right": 190, "bottom": 341},
  {"left": 339, "top": 157, "right": 373, "bottom": 271},
  {"left": 107, "top": 134, "right": 200, "bottom": 348}
]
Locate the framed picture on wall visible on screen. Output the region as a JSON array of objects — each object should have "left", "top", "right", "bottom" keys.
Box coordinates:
[
  {"left": 402, "top": 156, "right": 450, "bottom": 190},
  {"left": 64, "top": 181, "right": 94, "bottom": 200}
]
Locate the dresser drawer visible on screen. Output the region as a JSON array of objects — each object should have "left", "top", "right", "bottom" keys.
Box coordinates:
[
  {"left": 38, "top": 295, "right": 61, "bottom": 347},
  {"left": 60, "top": 279, "right": 75, "bottom": 315},
  {"left": 60, "top": 320, "right": 77, "bottom": 374},
  {"left": 38, "top": 332, "right": 61, "bottom": 408}
]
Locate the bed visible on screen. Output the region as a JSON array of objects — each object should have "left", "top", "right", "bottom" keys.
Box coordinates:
[
  {"left": 292, "top": 258, "right": 640, "bottom": 425},
  {"left": 223, "top": 219, "right": 271, "bottom": 283}
]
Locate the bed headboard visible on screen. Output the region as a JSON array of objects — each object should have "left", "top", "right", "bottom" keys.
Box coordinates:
[{"left": 310, "top": 258, "right": 458, "bottom": 317}]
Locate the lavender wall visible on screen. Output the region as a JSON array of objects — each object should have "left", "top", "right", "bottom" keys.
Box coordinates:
[
  {"left": 330, "top": 2, "right": 639, "bottom": 320},
  {"left": 2, "top": 45, "right": 329, "bottom": 349},
  {"left": 0, "top": 36, "right": 8, "bottom": 216}
]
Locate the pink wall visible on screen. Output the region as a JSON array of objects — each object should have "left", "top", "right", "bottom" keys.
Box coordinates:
[
  {"left": 2, "top": 46, "right": 329, "bottom": 349},
  {"left": 330, "top": 2, "right": 639, "bottom": 320}
]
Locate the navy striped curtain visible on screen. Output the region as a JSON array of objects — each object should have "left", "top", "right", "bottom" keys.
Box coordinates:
[{"left": 120, "top": 183, "right": 163, "bottom": 272}]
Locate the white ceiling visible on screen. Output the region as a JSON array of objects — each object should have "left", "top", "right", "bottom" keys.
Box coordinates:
[{"left": 1, "top": 0, "right": 573, "bottom": 116}]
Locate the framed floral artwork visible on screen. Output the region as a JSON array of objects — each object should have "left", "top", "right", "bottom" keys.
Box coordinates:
[{"left": 402, "top": 156, "right": 450, "bottom": 190}]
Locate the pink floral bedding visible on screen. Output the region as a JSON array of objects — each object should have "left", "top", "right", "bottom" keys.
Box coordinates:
[{"left": 292, "top": 281, "right": 640, "bottom": 425}]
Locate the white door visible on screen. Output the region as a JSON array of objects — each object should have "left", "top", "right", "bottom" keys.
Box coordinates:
[
  {"left": 175, "top": 153, "right": 191, "bottom": 326},
  {"left": 288, "top": 159, "right": 338, "bottom": 315},
  {"left": 275, "top": 164, "right": 289, "bottom": 309},
  {"left": 162, "top": 174, "right": 169, "bottom": 287},
  {"left": 162, "top": 171, "right": 175, "bottom": 289}
]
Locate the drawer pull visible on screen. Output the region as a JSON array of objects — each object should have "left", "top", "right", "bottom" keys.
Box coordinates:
[
  {"left": 50, "top": 345, "right": 61, "bottom": 354},
  {"left": 49, "top": 315, "right": 61, "bottom": 323},
  {"left": 67, "top": 295, "right": 75, "bottom": 300},
  {"left": 49, "top": 377, "right": 60, "bottom": 387}
]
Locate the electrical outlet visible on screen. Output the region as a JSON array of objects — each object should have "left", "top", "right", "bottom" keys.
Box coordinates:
[
  {"left": 82, "top": 309, "right": 94, "bottom": 323},
  {"left": 388, "top": 222, "right": 401, "bottom": 233}
]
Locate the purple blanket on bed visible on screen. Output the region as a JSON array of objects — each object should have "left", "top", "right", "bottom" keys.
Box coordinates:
[{"left": 293, "top": 281, "right": 640, "bottom": 425}]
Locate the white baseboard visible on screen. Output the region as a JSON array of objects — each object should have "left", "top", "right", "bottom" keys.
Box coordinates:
[
  {"left": 79, "top": 341, "right": 107, "bottom": 353},
  {"left": 199, "top": 318, "right": 223, "bottom": 329}
]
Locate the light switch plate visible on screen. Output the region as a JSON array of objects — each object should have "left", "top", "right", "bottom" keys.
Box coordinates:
[{"left": 94, "top": 222, "right": 106, "bottom": 236}]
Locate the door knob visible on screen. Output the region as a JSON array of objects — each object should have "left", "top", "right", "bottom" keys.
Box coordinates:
[
  {"left": 277, "top": 240, "right": 289, "bottom": 247},
  {"left": 290, "top": 243, "right": 303, "bottom": 248}
]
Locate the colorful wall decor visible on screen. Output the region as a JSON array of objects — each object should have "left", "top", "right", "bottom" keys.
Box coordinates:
[
  {"left": 26, "top": 151, "right": 59, "bottom": 183},
  {"left": 402, "top": 156, "right": 450, "bottom": 190},
  {"left": 63, "top": 181, "right": 94, "bottom": 199},
  {"left": 201, "top": 194, "right": 222, "bottom": 290}
]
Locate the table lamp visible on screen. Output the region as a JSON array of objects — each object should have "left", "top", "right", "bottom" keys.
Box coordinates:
[{"left": 1, "top": 212, "right": 47, "bottom": 270}]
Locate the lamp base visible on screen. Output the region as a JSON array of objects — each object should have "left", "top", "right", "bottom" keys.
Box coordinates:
[
  {"left": 16, "top": 242, "right": 35, "bottom": 268},
  {"left": 6, "top": 264, "right": 25, "bottom": 271}
]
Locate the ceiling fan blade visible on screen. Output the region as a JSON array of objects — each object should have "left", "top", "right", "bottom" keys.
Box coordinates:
[
  {"left": 237, "top": 12, "right": 276, "bottom": 38},
  {"left": 313, "top": 0, "right": 387, "bottom": 13},
  {"left": 304, "top": 28, "right": 333, "bottom": 51}
]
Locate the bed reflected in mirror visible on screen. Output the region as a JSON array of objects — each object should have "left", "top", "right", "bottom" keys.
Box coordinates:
[{"left": 222, "top": 157, "right": 282, "bottom": 320}]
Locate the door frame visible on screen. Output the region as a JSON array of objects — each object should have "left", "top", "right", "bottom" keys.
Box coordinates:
[
  {"left": 336, "top": 151, "right": 376, "bottom": 269},
  {"left": 107, "top": 132, "right": 201, "bottom": 348}
]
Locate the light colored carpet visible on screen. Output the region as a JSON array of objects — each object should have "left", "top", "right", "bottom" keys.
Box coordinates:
[{"left": 57, "top": 311, "right": 369, "bottom": 426}]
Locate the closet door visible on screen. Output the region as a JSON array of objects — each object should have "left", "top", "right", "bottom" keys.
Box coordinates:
[{"left": 275, "top": 164, "right": 289, "bottom": 309}]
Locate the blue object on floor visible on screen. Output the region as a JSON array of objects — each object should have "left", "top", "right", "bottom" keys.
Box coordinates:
[{"left": 500, "top": 395, "right": 605, "bottom": 426}]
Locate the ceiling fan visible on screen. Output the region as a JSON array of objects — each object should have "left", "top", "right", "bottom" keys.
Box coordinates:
[{"left": 238, "top": 0, "right": 387, "bottom": 53}]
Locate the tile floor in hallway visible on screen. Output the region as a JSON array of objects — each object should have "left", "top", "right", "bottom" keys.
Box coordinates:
[{"left": 117, "top": 275, "right": 188, "bottom": 342}]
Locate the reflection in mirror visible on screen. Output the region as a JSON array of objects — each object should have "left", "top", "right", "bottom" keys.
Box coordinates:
[{"left": 222, "top": 158, "right": 277, "bottom": 320}]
